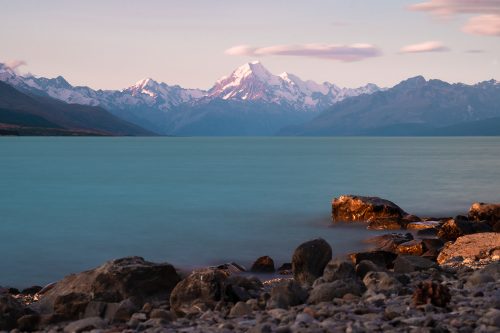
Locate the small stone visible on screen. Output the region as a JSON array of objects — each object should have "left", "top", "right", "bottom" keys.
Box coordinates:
[
  {"left": 355, "top": 260, "right": 384, "bottom": 279},
  {"left": 396, "top": 240, "right": 426, "bottom": 256},
  {"left": 393, "top": 255, "right": 437, "bottom": 273},
  {"left": 149, "top": 309, "right": 174, "bottom": 321},
  {"left": 362, "top": 271, "right": 401, "bottom": 294},
  {"left": 229, "top": 301, "right": 252, "bottom": 317},
  {"left": 295, "top": 312, "right": 314, "bottom": 324}
]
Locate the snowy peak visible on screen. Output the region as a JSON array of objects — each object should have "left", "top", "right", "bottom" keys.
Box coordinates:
[{"left": 209, "top": 61, "right": 379, "bottom": 108}]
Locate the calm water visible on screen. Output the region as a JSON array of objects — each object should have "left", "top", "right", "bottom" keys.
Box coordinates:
[{"left": 1, "top": 137, "right": 499, "bottom": 287}]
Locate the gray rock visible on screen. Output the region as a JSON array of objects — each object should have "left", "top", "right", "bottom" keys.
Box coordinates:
[
  {"left": 322, "top": 260, "right": 357, "bottom": 282},
  {"left": 111, "top": 298, "right": 139, "bottom": 322},
  {"left": 308, "top": 279, "right": 365, "bottom": 304},
  {"left": 229, "top": 301, "right": 252, "bottom": 317},
  {"left": 16, "top": 314, "right": 40, "bottom": 332},
  {"left": 63, "top": 317, "right": 106, "bottom": 333},
  {"left": 34, "top": 257, "right": 180, "bottom": 316},
  {"left": 149, "top": 309, "right": 174, "bottom": 321},
  {"left": 355, "top": 260, "right": 384, "bottom": 279},
  {"left": 292, "top": 238, "right": 332, "bottom": 285},
  {"left": 0, "top": 294, "right": 24, "bottom": 331},
  {"left": 393, "top": 255, "right": 437, "bottom": 273},
  {"left": 363, "top": 271, "right": 402, "bottom": 294},
  {"left": 267, "top": 280, "right": 308, "bottom": 309}
]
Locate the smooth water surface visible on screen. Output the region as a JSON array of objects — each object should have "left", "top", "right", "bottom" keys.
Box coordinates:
[{"left": 1, "top": 137, "right": 499, "bottom": 287}]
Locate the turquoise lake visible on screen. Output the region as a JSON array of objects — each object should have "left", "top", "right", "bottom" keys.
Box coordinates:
[{"left": 1, "top": 137, "right": 499, "bottom": 287}]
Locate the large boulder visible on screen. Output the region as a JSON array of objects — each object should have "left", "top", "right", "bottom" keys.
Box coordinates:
[
  {"left": 0, "top": 294, "right": 25, "bottom": 330},
  {"left": 469, "top": 202, "right": 500, "bottom": 226},
  {"left": 34, "top": 257, "right": 181, "bottom": 318},
  {"left": 437, "top": 232, "right": 500, "bottom": 267},
  {"left": 169, "top": 268, "right": 262, "bottom": 316},
  {"left": 292, "top": 238, "right": 332, "bottom": 285},
  {"left": 332, "top": 195, "right": 414, "bottom": 229}
]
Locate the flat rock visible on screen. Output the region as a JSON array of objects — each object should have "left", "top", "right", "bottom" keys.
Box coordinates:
[
  {"left": 365, "top": 233, "right": 413, "bottom": 252},
  {"left": 63, "top": 317, "right": 107, "bottom": 333},
  {"left": 393, "top": 255, "right": 437, "bottom": 273},
  {"left": 437, "top": 232, "right": 500, "bottom": 267},
  {"left": 407, "top": 221, "right": 441, "bottom": 230}
]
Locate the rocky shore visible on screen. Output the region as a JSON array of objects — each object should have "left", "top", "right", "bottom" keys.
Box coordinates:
[{"left": 1, "top": 196, "right": 499, "bottom": 333}]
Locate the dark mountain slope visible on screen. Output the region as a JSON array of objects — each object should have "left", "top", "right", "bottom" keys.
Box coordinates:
[
  {"left": 279, "top": 77, "right": 500, "bottom": 136},
  {"left": 0, "top": 81, "right": 153, "bottom": 136}
]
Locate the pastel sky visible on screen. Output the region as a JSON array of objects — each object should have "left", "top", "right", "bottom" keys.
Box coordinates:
[{"left": 1, "top": 0, "right": 499, "bottom": 89}]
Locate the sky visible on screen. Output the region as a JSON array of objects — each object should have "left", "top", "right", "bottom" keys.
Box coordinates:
[{"left": 1, "top": 0, "right": 499, "bottom": 90}]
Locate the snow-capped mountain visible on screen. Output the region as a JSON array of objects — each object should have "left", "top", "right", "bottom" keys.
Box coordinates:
[
  {"left": 0, "top": 61, "right": 382, "bottom": 134},
  {"left": 0, "top": 61, "right": 380, "bottom": 113},
  {"left": 208, "top": 61, "right": 380, "bottom": 110}
]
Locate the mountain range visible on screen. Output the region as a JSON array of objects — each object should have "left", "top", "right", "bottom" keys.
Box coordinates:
[{"left": 0, "top": 61, "right": 499, "bottom": 136}]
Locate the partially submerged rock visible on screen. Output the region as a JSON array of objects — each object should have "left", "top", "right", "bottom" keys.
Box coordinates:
[
  {"left": 292, "top": 238, "right": 332, "bottom": 285},
  {"left": 332, "top": 195, "right": 416, "bottom": 229},
  {"left": 469, "top": 202, "right": 500, "bottom": 226},
  {"left": 437, "top": 232, "right": 500, "bottom": 268},
  {"left": 437, "top": 217, "right": 491, "bottom": 242}
]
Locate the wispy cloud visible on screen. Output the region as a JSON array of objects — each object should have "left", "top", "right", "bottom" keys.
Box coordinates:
[
  {"left": 463, "top": 14, "right": 500, "bottom": 36},
  {"left": 5, "top": 59, "right": 27, "bottom": 71},
  {"left": 409, "top": 0, "right": 500, "bottom": 36},
  {"left": 225, "top": 43, "right": 381, "bottom": 62},
  {"left": 409, "top": 0, "right": 500, "bottom": 17},
  {"left": 400, "top": 41, "right": 450, "bottom": 53}
]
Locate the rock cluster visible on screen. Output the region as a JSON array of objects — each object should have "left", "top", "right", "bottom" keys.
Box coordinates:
[{"left": 1, "top": 197, "right": 499, "bottom": 333}]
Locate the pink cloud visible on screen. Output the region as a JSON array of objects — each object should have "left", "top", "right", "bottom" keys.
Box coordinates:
[
  {"left": 225, "top": 43, "right": 381, "bottom": 62},
  {"left": 410, "top": 0, "right": 500, "bottom": 36},
  {"left": 400, "top": 41, "right": 450, "bottom": 53},
  {"left": 463, "top": 14, "right": 500, "bottom": 36},
  {"left": 410, "top": 0, "right": 500, "bottom": 17}
]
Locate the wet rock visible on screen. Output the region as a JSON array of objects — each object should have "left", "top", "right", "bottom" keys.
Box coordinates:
[
  {"left": 0, "top": 295, "right": 25, "bottom": 330},
  {"left": 393, "top": 255, "right": 437, "bottom": 273},
  {"left": 251, "top": 256, "right": 275, "bottom": 273},
  {"left": 308, "top": 279, "right": 365, "bottom": 304},
  {"left": 35, "top": 257, "right": 180, "bottom": 315},
  {"left": 396, "top": 240, "right": 426, "bottom": 256},
  {"left": 215, "top": 262, "right": 246, "bottom": 275},
  {"left": 469, "top": 202, "right": 500, "bottom": 226},
  {"left": 63, "top": 316, "right": 107, "bottom": 333},
  {"left": 437, "top": 218, "right": 487, "bottom": 242},
  {"left": 267, "top": 280, "right": 308, "bottom": 309},
  {"left": 277, "top": 263, "right": 292, "bottom": 275},
  {"left": 16, "top": 314, "right": 40, "bottom": 332},
  {"left": 350, "top": 250, "right": 398, "bottom": 269},
  {"left": 363, "top": 271, "right": 402, "bottom": 294},
  {"left": 417, "top": 228, "right": 439, "bottom": 237},
  {"left": 437, "top": 232, "right": 500, "bottom": 267},
  {"left": 291, "top": 238, "right": 332, "bottom": 285},
  {"left": 332, "top": 195, "right": 413, "bottom": 229},
  {"left": 412, "top": 281, "right": 451, "bottom": 307}
]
